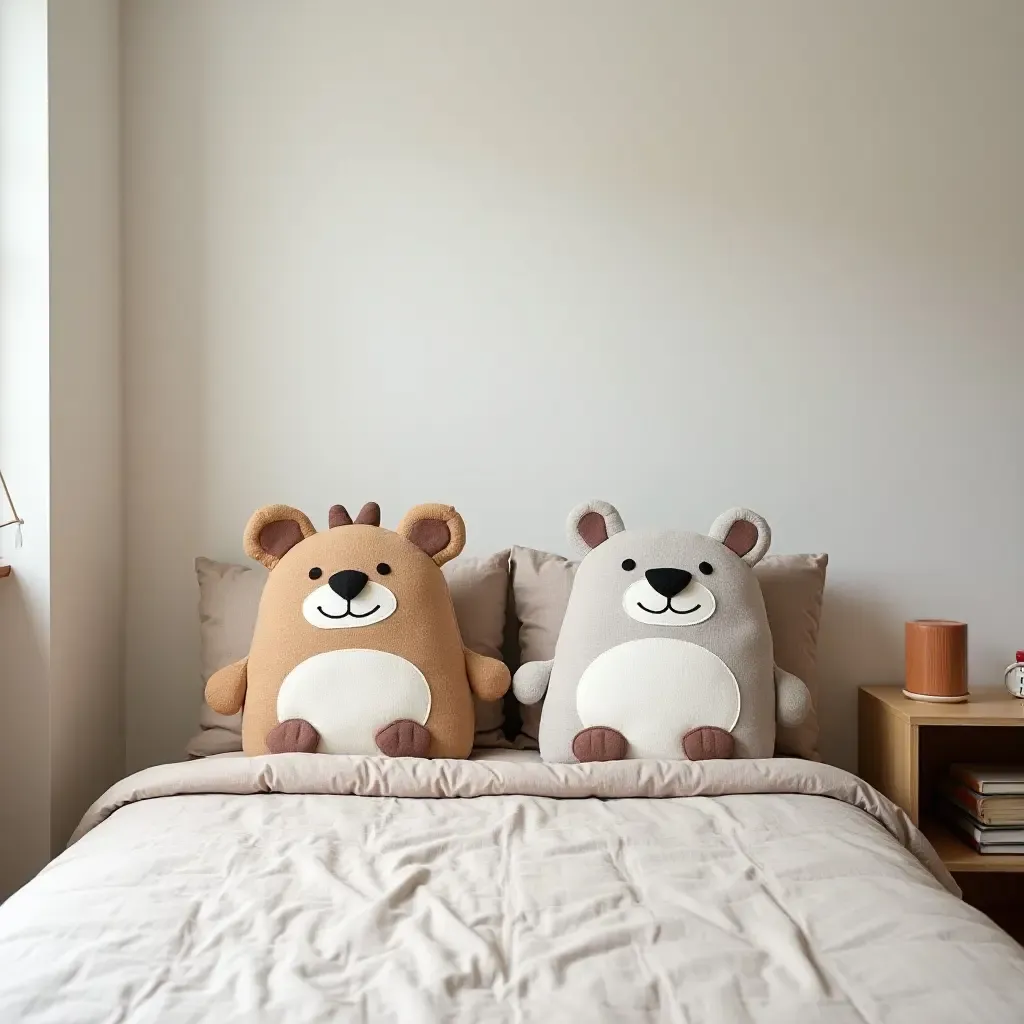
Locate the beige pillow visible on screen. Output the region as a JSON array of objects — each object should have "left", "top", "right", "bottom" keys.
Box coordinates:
[
  {"left": 441, "top": 550, "right": 512, "bottom": 746},
  {"left": 188, "top": 557, "right": 266, "bottom": 757},
  {"left": 186, "top": 550, "right": 512, "bottom": 756},
  {"left": 508, "top": 546, "right": 827, "bottom": 758},
  {"left": 754, "top": 554, "right": 829, "bottom": 758},
  {"left": 507, "top": 547, "right": 578, "bottom": 746}
]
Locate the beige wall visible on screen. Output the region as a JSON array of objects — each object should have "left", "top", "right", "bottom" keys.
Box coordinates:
[
  {"left": 0, "top": 0, "right": 123, "bottom": 898},
  {"left": 0, "top": 0, "right": 53, "bottom": 899},
  {"left": 47, "top": 0, "right": 124, "bottom": 856},
  {"left": 122, "top": 1, "right": 1024, "bottom": 772}
]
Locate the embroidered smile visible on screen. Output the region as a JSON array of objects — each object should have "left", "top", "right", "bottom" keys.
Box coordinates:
[
  {"left": 317, "top": 604, "right": 381, "bottom": 620},
  {"left": 637, "top": 601, "right": 702, "bottom": 615}
]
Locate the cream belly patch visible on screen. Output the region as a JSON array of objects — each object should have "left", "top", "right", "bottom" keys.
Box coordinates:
[
  {"left": 277, "top": 649, "right": 431, "bottom": 755},
  {"left": 575, "top": 638, "right": 741, "bottom": 759}
]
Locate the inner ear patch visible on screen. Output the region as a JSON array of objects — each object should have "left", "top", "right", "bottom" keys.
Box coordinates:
[
  {"left": 723, "top": 520, "right": 759, "bottom": 558},
  {"left": 396, "top": 503, "right": 466, "bottom": 565},
  {"left": 407, "top": 518, "right": 451, "bottom": 558},
  {"left": 708, "top": 507, "right": 771, "bottom": 567},
  {"left": 243, "top": 504, "right": 317, "bottom": 569},
  {"left": 566, "top": 499, "right": 626, "bottom": 559},
  {"left": 578, "top": 511, "right": 610, "bottom": 550},
  {"left": 260, "top": 519, "right": 305, "bottom": 558}
]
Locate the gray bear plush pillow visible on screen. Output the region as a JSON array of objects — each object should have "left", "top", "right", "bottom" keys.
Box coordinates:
[{"left": 512, "top": 501, "right": 811, "bottom": 762}]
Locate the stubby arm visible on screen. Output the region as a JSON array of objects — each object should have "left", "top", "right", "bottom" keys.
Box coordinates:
[
  {"left": 512, "top": 659, "right": 554, "bottom": 706},
  {"left": 205, "top": 656, "right": 248, "bottom": 716},
  {"left": 465, "top": 648, "right": 511, "bottom": 701},
  {"left": 775, "top": 664, "right": 811, "bottom": 729}
]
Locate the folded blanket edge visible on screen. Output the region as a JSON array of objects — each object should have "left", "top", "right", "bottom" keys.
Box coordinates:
[{"left": 69, "top": 754, "right": 959, "bottom": 897}]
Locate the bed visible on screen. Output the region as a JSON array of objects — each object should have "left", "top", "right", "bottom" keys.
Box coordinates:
[{"left": 1, "top": 749, "right": 1022, "bottom": 1023}]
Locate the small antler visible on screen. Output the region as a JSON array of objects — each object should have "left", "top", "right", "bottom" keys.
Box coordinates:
[
  {"left": 355, "top": 502, "right": 380, "bottom": 526},
  {"left": 328, "top": 504, "right": 353, "bottom": 529},
  {"left": 328, "top": 502, "right": 380, "bottom": 528}
]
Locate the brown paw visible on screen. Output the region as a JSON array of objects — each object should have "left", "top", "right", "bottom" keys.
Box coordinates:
[
  {"left": 266, "top": 719, "right": 320, "bottom": 754},
  {"left": 682, "top": 726, "right": 735, "bottom": 761},
  {"left": 374, "top": 719, "right": 431, "bottom": 758},
  {"left": 572, "top": 726, "right": 628, "bottom": 762}
]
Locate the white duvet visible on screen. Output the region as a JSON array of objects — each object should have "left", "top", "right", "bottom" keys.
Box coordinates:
[{"left": 0, "top": 751, "right": 1022, "bottom": 1023}]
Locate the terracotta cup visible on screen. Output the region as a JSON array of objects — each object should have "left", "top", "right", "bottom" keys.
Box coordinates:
[{"left": 904, "top": 620, "right": 968, "bottom": 703}]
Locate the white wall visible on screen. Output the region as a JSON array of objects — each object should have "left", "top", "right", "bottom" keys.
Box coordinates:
[
  {"left": 0, "top": 0, "right": 122, "bottom": 898},
  {"left": 123, "top": 0, "right": 1024, "bottom": 772}
]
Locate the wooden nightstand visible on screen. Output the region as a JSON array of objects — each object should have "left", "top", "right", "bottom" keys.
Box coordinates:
[{"left": 859, "top": 684, "right": 1024, "bottom": 938}]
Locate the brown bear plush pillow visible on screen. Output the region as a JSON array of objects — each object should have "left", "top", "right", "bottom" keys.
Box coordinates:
[{"left": 205, "top": 501, "right": 510, "bottom": 758}]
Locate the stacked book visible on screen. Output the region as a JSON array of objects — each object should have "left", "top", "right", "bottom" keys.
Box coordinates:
[{"left": 941, "top": 765, "right": 1024, "bottom": 854}]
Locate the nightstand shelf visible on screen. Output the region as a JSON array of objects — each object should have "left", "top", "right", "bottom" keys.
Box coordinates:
[
  {"left": 860, "top": 684, "right": 1024, "bottom": 940},
  {"left": 859, "top": 684, "right": 1024, "bottom": 844},
  {"left": 921, "top": 818, "right": 1024, "bottom": 873}
]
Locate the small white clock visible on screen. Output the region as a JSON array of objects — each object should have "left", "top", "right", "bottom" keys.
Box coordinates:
[{"left": 1004, "top": 651, "right": 1024, "bottom": 698}]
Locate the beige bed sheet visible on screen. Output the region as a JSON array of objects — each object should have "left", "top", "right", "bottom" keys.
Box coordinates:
[{"left": 1, "top": 753, "right": 1022, "bottom": 1022}]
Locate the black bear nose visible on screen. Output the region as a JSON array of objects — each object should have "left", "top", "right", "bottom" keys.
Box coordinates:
[
  {"left": 645, "top": 567, "right": 692, "bottom": 598},
  {"left": 328, "top": 569, "right": 369, "bottom": 601}
]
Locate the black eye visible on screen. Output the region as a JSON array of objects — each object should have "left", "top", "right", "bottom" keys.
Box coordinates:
[
  {"left": 308, "top": 567, "right": 322, "bottom": 580},
  {"left": 621, "top": 558, "right": 636, "bottom": 571},
  {"left": 376, "top": 562, "right": 391, "bottom": 575},
  {"left": 699, "top": 561, "right": 713, "bottom": 575}
]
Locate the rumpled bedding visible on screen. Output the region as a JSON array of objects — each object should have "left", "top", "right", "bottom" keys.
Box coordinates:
[{"left": 1, "top": 751, "right": 1022, "bottom": 1023}]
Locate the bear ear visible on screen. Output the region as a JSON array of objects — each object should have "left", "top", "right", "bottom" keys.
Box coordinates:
[
  {"left": 244, "top": 504, "right": 316, "bottom": 569},
  {"left": 396, "top": 503, "right": 466, "bottom": 566},
  {"left": 567, "top": 500, "right": 625, "bottom": 559},
  {"left": 708, "top": 507, "right": 771, "bottom": 566}
]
